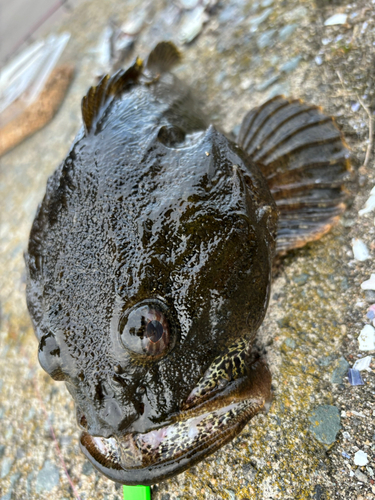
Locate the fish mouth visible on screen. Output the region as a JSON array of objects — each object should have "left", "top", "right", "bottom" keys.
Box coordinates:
[{"left": 79, "top": 355, "right": 272, "bottom": 485}]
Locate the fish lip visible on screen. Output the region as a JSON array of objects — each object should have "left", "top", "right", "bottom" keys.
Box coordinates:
[
  {"left": 79, "top": 359, "right": 272, "bottom": 485},
  {"left": 79, "top": 398, "right": 266, "bottom": 485}
]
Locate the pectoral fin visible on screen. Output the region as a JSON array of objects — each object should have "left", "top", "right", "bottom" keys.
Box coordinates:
[{"left": 238, "top": 96, "right": 352, "bottom": 253}]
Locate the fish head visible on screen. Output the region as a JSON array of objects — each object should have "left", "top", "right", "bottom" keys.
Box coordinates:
[{"left": 26, "top": 116, "right": 277, "bottom": 484}]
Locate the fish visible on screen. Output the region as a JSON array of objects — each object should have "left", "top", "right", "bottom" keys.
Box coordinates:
[{"left": 25, "top": 42, "right": 350, "bottom": 485}]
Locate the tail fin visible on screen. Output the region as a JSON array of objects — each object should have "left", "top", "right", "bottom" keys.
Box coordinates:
[{"left": 237, "top": 96, "right": 351, "bottom": 254}]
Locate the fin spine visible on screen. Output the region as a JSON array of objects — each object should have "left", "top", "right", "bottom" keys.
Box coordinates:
[
  {"left": 240, "top": 97, "right": 291, "bottom": 152},
  {"left": 253, "top": 117, "right": 334, "bottom": 163},
  {"left": 81, "top": 58, "right": 143, "bottom": 135},
  {"left": 246, "top": 105, "right": 321, "bottom": 158}
]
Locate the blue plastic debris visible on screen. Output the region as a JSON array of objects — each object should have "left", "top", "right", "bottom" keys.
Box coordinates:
[
  {"left": 366, "top": 310, "right": 375, "bottom": 320},
  {"left": 348, "top": 368, "right": 364, "bottom": 386},
  {"left": 341, "top": 451, "right": 350, "bottom": 459}
]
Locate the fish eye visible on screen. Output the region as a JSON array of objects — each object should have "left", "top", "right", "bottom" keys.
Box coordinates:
[{"left": 118, "top": 300, "right": 173, "bottom": 357}]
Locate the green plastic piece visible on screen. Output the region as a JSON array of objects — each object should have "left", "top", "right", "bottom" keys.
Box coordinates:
[{"left": 123, "top": 485, "right": 151, "bottom": 500}]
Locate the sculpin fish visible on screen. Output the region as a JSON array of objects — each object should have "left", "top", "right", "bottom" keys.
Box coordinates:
[{"left": 25, "top": 42, "right": 350, "bottom": 485}]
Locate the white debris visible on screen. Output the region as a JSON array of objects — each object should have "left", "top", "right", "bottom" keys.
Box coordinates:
[
  {"left": 351, "top": 410, "right": 366, "bottom": 418},
  {"left": 359, "top": 186, "right": 375, "bottom": 215},
  {"left": 248, "top": 8, "right": 273, "bottom": 31},
  {"left": 361, "top": 274, "right": 375, "bottom": 291},
  {"left": 324, "top": 13, "right": 348, "bottom": 26},
  {"left": 352, "top": 238, "right": 371, "bottom": 261},
  {"left": 0, "top": 33, "right": 70, "bottom": 119},
  {"left": 355, "top": 300, "right": 367, "bottom": 308},
  {"left": 354, "top": 450, "right": 369, "bottom": 466},
  {"left": 358, "top": 324, "right": 375, "bottom": 351},
  {"left": 179, "top": 6, "right": 208, "bottom": 44},
  {"left": 179, "top": 0, "right": 200, "bottom": 9},
  {"left": 353, "top": 356, "right": 372, "bottom": 372}
]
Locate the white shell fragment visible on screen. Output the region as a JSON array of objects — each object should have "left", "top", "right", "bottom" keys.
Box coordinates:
[
  {"left": 361, "top": 274, "right": 375, "bottom": 291},
  {"left": 352, "top": 238, "right": 371, "bottom": 261},
  {"left": 353, "top": 356, "right": 372, "bottom": 372},
  {"left": 354, "top": 450, "right": 368, "bottom": 466},
  {"left": 324, "top": 13, "right": 348, "bottom": 26},
  {"left": 358, "top": 186, "right": 375, "bottom": 215},
  {"left": 179, "top": 6, "right": 208, "bottom": 44},
  {"left": 358, "top": 324, "right": 375, "bottom": 351}
]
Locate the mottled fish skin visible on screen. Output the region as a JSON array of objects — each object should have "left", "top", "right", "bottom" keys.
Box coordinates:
[{"left": 25, "top": 43, "right": 348, "bottom": 485}]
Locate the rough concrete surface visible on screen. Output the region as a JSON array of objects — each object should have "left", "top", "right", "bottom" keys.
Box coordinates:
[{"left": 0, "top": 0, "right": 374, "bottom": 499}]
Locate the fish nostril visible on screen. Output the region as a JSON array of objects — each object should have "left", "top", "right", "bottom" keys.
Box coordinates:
[
  {"left": 79, "top": 415, "right": 88, "bottom": 429},
  {"left": 99, "top": 398, "right": 139, "bottom": 433},
  {"left": 76, "top": 406, "right": 88, "bottom": 430},
  {"left": 139, "top": 403, "right": 145, "bottom": 416},
  {"left": 136, "top": 385, "right": 146, "bottom": 395}
]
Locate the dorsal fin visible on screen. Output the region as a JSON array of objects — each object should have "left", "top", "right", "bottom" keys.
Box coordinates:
[
  {"left": 81, "top": 57, "right": 143, "bottom": 134},
  {"left": 146, "top": 41, "right": 182, "bottom": 73}
]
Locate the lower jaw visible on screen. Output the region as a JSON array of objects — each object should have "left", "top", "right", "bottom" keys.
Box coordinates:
[{"left": 80, "top": 395, "right": 269, "bottom": 485}]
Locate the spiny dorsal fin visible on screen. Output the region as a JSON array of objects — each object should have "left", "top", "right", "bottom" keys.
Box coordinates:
[
  {"left": 81, "top": 57, "right": 143, "bottom": 134},
  {"left": 146, "top": 41, "right": 182, "bottom": 73}
]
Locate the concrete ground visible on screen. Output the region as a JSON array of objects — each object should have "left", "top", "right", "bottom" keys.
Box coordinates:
[{"left": 0, "top": 0, "right": 374, "bottom": 499}]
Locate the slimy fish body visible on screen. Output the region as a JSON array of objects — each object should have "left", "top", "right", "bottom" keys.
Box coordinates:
[{"left": 25, "top": 42, "right": 350, "bottom": 485}]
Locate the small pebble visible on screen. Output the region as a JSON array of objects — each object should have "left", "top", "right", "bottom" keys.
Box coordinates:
[
  {"left": 293, "top": 273, "right": 309, "bottom": 285},
  {"left": 278, "top": 24, "right": 297, "bottom": 41},
  {"left": 1, "top": 457, "right": 14, "bottom": 479},
  {"left": 248, "top": 8, "right": 273, "bottom": 31},
  {"left": 365, "top": 290, "right": 375, "bottom": 304},
  {"left": 355, "top": 469, "right": 368, "bottom": 482},
  {"left": 358, "top": 324, "right": 375, "bottom": 351},
  {"left": 351, "top": 410, "right": 365, "bottom": 418},
  {"left": 284, "top": 6, "right": 307, "bottom": 22},
  {"left": 308, "top": 405, "right": 341, "bottom": 447},
  {"left": 361, "top": 274, "right": 375, "bottom": 291},
  {"left": 352, "top": 238, "right": 371, "bottom": 261},
  {"left": 359, "top": 187, "right": 375, "bottom": 215},
  {"left": 351, "top": 102, "right": 361, "bottom": 112},
  {"left": 354, "top": 450, "right": 369, "bottom": 466},
  {"left": 82, "top": 461, "right": 94, "bottom": 476},
  {"left": 179, "top": 0, "right": 199, "bottom": 9},
  {"left": 324, "top": 13, "right": 348, "bottom": 26},
  {"left": 280, "top": 56, "right": 301, "bottom": 73},
  {"left": 256, "top": 75, "right": 279, "bottom": 91},
  {"left": 353, "top": 356, "right": 372, "bottom": 372},
  {"left": 35, "top": 460, "right": 60, "bottom": 493},
  {"left": 224, "top": 489, "right": 236, "bottom": 500},
  {"left": 315, "top": 55, "right": 323, "bottom": 66},
  {"left": 267, "top": 82, "right": 290, "bottom": 98},
  {"left": 256, "top": 29, "right": 276, "bottom": 49},
  {"left": 348, "top": 368, "right": 364, "bottom": 386},
  {"left": 284, "top": 338, "right": 296, "bottom": 349},
  {"left": 179, "top": 6, "right": 207, "bottom": 44},
  {"left": 331, "top": 357, "right": 349, "bottom": 384}
]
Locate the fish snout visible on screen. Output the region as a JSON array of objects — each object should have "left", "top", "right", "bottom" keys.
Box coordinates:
[{"left": 76, "top": 398, "right": 139, "bottom": 438}]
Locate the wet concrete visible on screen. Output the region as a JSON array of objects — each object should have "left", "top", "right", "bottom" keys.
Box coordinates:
[{"left": 0, "top": 0, "right": 374, "bottom": 499}]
